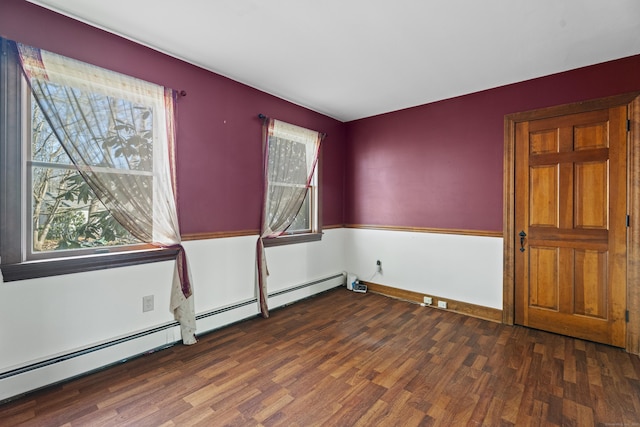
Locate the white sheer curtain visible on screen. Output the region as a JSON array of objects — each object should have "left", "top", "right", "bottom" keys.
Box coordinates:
[
  {"left": 257, "top": 118, "right": 322, "bottom": 317},
  {"left": 17, "top": 43, "right": 196, "bottom": 344}
]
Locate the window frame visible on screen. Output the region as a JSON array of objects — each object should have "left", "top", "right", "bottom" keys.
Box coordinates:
[
  {"left": 0, "top": 40, "right": 178, "bottom": 282},
  {"left": 262, "top": 143, "right": 323, "bottom": 248},
  {"left": 25, "top": 90, "right": 153, "bottom": 260}
]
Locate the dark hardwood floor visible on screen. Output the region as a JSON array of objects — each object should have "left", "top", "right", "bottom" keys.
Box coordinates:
[{"left": 1, "top": 288, "right": 639, "bottom": 426}]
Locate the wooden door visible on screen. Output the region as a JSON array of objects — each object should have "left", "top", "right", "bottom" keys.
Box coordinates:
[{"left": 515, "top": 106, "right": 627, "bottom": 347}]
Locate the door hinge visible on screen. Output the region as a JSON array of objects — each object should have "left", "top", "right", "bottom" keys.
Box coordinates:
[
  {"left": 627, "top": 214, "right": 631, "bottom": 227},
  {"left": 626, "top": 310, "right": 630, "bottom": 323},
  {"left": 628, "top": 119, "right": 632, "bottom": 132}
]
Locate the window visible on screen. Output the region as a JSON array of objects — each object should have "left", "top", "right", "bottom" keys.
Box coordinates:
[
  {"left": 28, "top": 88, "right": 144, "bottom": 258},
  {"left": 0, "top": 39, "right": 179, "bottom": 281},
  {"left": 277, "top": 154, "right": 319, "bottom": 236},
  {"left": 260, "top": 118, "right": 323, "bottom": 247}
]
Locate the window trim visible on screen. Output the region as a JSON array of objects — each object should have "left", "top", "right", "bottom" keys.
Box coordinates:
[
  {"left": 262, "top": 232, "right": 322, "bottom": 247},
  {"left": 0, "top": 246, "right": 179, "bottom": 282},
  {"left": 0, "top": 39, "right": 177, "bottom": 282}
]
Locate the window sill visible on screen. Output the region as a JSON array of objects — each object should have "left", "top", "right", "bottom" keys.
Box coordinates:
[
  {"left": 261, "top": 232, "right": 323, "bottom": 248},
  {"left": 0, "top": 247, "right": 179, "bottom": 282}
]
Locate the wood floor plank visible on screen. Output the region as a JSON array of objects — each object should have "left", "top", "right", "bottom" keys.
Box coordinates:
[{"left": 1, "top": 288, "right": 640, "bottom": 426}]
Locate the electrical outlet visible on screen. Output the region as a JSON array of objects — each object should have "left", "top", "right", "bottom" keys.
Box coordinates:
[
  {"left": 142, "top": 295, "right": 154, "bottom": 312},
  {"left": 376, "top": 260, "right": 382, "bottom": 273},
  {"left": 423, "top": 296, "right": 433, "bottom": 305},
  {"left": 437, "top": 300, "right": 447, "bottom": 309}
]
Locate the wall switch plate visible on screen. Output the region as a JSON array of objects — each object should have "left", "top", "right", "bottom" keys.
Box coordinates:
[
  {"left": 438, "top": 300, "right": 447, "bottom": 309},
  {"left": 423, "top": 296, "right": 433, "bottom": 305},
  {"left": 143, "top": 295, "right": 154, "bottom": 312}
]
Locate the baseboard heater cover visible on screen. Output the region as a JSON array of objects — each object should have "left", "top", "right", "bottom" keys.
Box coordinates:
[
  {"left": 0, "top": 322, "right": 179, "bottom": 382},
  {"left": 268, "top": 273, "right": 344, "bottom": 298}
]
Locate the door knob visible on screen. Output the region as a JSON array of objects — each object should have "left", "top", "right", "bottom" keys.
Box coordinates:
[{"left": 519, "top": 230, "right": 527, "bottom": 252}]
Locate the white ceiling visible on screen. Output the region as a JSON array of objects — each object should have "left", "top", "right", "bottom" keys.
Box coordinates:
[{"left": 27, "top": 0, "right": 640, "bottom": 122}]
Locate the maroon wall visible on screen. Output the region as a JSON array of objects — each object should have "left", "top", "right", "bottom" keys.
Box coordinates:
[
  {"left": 0, "top": 0, "right": 346, "bottom": 234},
  {"left": 4, "top": 0, "right": 640, "bottom": 235},
  {"left": 346, "top": 55, "right": 640, "bottom": 232}
]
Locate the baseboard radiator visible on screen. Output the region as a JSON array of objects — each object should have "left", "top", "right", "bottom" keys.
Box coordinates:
[{"left": 0, "top": 273, "right": 345, "bottom": 403}]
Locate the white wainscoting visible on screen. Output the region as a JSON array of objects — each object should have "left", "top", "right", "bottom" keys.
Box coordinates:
[
  {"left": 0, "top": 228, "right": 502, "bottom": 401},
  {"left": 0, "top": 229, "right": 347, "bottom": 402},
  {"left": 343, "top": 228, "right": 503, "bottom": 309}
]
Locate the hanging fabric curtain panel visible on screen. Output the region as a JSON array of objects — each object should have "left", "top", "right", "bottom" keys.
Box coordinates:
[
  {"left": 14, "top": 40, "right": 196, "bottom": 344},
  {"left": 256, "top": 118, "right": 322, "bottom": 317}
]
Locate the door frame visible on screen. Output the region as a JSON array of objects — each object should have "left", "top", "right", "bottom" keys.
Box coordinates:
[{"left": 503, "top": 92, "right": 640, "bottom": 355}]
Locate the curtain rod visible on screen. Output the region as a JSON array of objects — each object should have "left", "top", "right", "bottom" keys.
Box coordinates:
[{"left": 257, "top": 113, "right": 327, "bottom": 138}]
